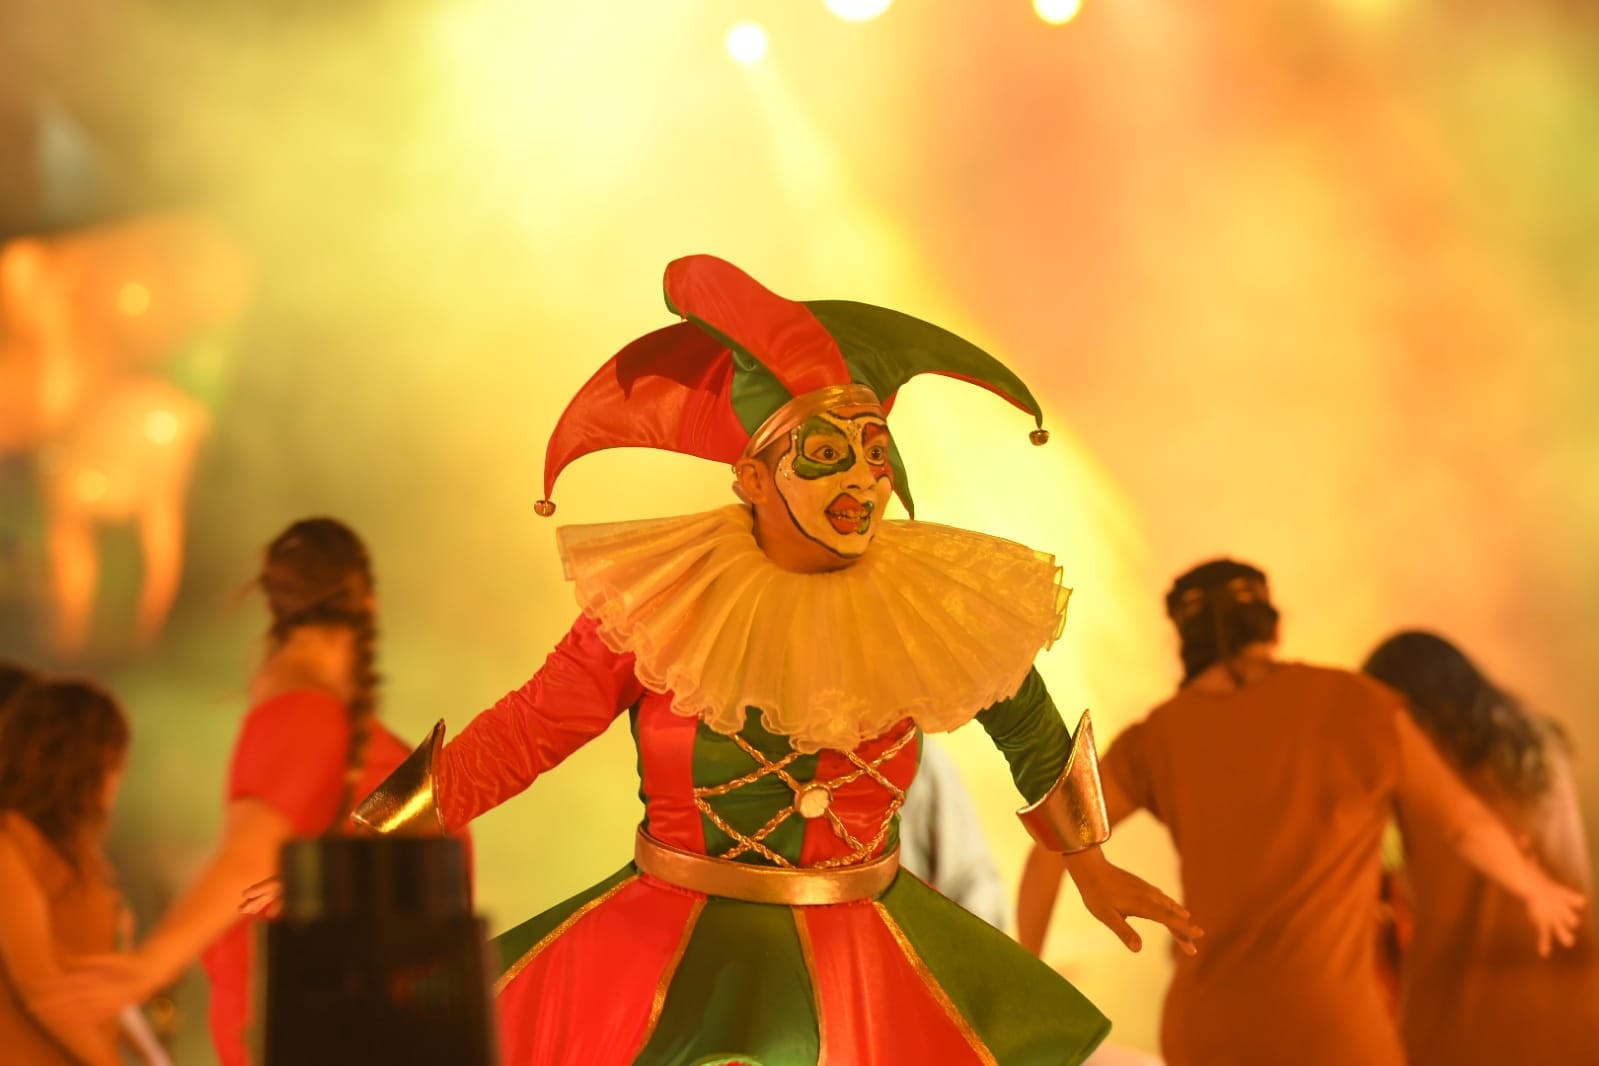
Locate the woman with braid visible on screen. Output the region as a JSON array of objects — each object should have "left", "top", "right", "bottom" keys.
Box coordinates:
[
  {"left": 1363, "top": 631, "right": 1599, "bottom": 1066},
  {"left": 1016, "top": 559, "right": 1587, "bottom": 1066},
  {"left": 51, "top": 517, "right": 413, "bottom": 1066}
]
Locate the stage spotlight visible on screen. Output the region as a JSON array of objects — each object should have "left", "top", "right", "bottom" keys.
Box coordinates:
[
  {"left": 1330, "top": 0, "right": 1401, "bottom": 18},
  {"left": 725, "top": 21, "right": 768, "bottom": 64},
  {"left": 144, "top": 409, "right": 180, "bottom": 444},
  {"left": 1034, "top": 0, "right": 1083, "bottom": 24},
  {"left": 116, "top": 281, "right": 152, "bottom": 316},
  {"left": 823, "top": 0, "right": 893, "bottom": 22}
]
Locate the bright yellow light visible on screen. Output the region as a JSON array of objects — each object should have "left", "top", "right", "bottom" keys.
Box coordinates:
[
  {"left": 117, "top": 282, "right": 152, "bottom": 316},
  {"left": 145, "top": 409, "right": 181, "bottom": 444},
  {"left": 725, "top": 21, "right": 768, "bottom": 65},
  {"left": 1034, "top": 0, "right": 1083, "bottom": 24},
  {"left": 75, "top": 469, "right": 108, "bottom": 504},
  {"left": 1329, "top": 0, "right": 1401, "bottom": 19},
  {"left": 823, "top": 0, "right": 893, "bottom": 22}
]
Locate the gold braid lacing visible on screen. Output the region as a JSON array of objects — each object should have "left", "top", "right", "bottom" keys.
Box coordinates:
[{"left": 692, "top": 724, "right": 918, "bottom": 868}]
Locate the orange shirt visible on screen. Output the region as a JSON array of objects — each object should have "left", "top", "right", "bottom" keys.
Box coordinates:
[
  {"left": 0, "top": 813, "right": 120, "bottom": 1065},
  {"left": 1103, "top": 663, "right": 1460, "bottom": 1066},
  {"left": 1398, "top": 745, "right": 1599, "bottom": 1066},
  {"left": 200, "top": 692, "right": 410, "bottom": 1066}
]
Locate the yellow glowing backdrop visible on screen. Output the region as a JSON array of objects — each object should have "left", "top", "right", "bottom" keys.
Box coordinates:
[{"left": 1, "top": 0, "right": 1596, "bottom": 1059}]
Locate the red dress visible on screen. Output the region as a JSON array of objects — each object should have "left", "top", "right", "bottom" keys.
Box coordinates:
[{"left": 200, "top": 692, "right": 410, "bottom": 1066}]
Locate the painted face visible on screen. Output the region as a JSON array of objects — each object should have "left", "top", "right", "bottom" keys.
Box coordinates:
[{"left": 771, "top": 406, "right": 894, "bottom": 559}]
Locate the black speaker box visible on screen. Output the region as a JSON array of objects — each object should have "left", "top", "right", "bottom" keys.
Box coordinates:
[{"left": 258, "top": 836, "right": 496, "bottom": 1065}]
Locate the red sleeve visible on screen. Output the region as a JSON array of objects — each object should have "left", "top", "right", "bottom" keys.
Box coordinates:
[
  {"left": 1101, "top": 719, "right": 1158, "bottom": 822},
  {"left": 228, "top": 691, "right": 351, "bottom": 836},
  {"left": 438, "top": 615, "right": 644, "bottom": 829}
]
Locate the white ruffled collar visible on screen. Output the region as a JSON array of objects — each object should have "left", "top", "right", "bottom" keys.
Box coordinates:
[{"left": 557, "top": 506, "right": 1068, "bottom": 753}]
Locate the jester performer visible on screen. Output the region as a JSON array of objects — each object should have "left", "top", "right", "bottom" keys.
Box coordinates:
[{"left": 348, "top": 255, "right": 1201, "bottom": 1065}]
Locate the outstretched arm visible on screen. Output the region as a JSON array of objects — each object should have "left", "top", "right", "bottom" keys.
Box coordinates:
[
  {"left": 980, "top": 672, "right": 1199, "bottom": 956},
  {"left": 134, "top": 800, "right": 291, "bottom": 994},
  {"left": 356, "top": 614, "right": 644, "bottom": 835},
  {"left": 1394, "top": 710, "right": 1586, "bottom": 955},
  {"left": 437, "top": 614, "right": 644, "bottom": 828},
  {"left": 37, "top": 799, "right": 294, "bottom": 1025},
  {"left": 29, "top": 682, "right": 342, "bottom": 1027},
  {"left": 1532, "top": 744, "right": 1592, "bottom": 894},
  {"left": 248, "top": 616, "right": 644, "bottom": 918}
]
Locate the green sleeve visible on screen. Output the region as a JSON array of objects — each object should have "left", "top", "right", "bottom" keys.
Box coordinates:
[{"left": 975, "top": 668, "right": 1072, "bottom": 805}]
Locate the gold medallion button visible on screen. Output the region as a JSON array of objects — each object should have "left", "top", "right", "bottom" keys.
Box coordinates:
[{"left": 794, "top": 783, "right": 833, "bottom": 819}]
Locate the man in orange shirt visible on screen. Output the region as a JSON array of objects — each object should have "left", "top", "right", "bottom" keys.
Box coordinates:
[{"left": 1017, "top": 558, "right": 1585, "bottom": 1066}]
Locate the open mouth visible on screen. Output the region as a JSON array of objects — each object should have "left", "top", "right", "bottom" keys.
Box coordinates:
[{"left": 825, "top": 494, "right": 875, "bottom": 536}]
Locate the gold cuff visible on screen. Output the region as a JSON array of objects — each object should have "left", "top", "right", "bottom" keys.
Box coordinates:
[
  {"left": 352, "top": 719, "right": 447, "bottom": 835},
  {"left": 633, "top": 829, "right": 898, "bottom": 905},
  {"left": 742, "top": 383, "right": 883, "bottom": 459},
  {"left": 1016, "top": 710, "right": 1111, "bottom": 853}
]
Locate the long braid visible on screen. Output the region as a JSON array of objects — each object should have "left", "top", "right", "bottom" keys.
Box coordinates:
[
  {"left": 259, "top": 517, "right": 381, "bottom": 830},
  {"left": 335, "top": 607, "right": 380, "bottom": 821}
]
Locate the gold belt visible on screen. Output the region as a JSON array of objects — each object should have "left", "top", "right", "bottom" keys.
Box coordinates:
[{"left": 633, "top": 828, "right": 898, "bottom": 905}]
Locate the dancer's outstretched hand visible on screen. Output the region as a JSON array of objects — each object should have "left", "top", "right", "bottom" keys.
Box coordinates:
[
  {"left": 1063, "top": 846, "right": 1202, "bottom": 956},
  {"left": 1522, "top": 873, "right": 1586, "bottom": 958},
  {"left": 35, "top": 952, "right": 153, "bottom": 1026},
  {"left": 241, "top": 876, "right": 284, "bottom": 918}
]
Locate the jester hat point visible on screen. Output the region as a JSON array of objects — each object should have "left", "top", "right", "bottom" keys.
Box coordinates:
[{"left": 535, "top": 254, "right": 1049, "bottom": 519}]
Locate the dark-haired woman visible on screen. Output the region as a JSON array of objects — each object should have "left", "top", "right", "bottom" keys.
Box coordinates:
[
  {"left": 1016, "top": 560, "right": 1587, "bottom": 1066},
  {"left": 0, "top": 678, "right": 129, "bottom": 1065},
  {"left": 54, "top": 518, "right": 416, "bottom": 1066},
  {"left": 1364, "top": 630, "right": 1599, "bottom": 1066}
]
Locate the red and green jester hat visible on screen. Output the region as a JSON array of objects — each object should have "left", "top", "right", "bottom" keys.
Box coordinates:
[{"left": 533, "top": 253, "right": 1050, "bottom": 522}]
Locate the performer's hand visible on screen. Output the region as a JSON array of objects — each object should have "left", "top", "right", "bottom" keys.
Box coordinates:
[
  {"left": 241, "top": 876, "right": 284, "bottom": 918},
  {"left": 1522, "top": 872, "right": 1586, "bottom": 957},
  {"left": 1062, "top": 846, "right": 1202, "bottom": 956},
  {"left": 34, "top": 952, "right": 155, "bottom": 1026}
]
